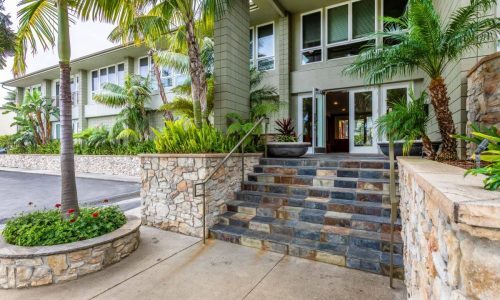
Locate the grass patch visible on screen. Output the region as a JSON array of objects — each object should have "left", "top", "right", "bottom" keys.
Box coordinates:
[{"left": 2, "top": 206, "right": 127, "bottom": 246}]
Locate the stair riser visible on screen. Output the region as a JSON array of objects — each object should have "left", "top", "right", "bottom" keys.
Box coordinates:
[
  {"left": 259, "top": 159, "right": 395, "bottom": 170},
  {"left": 254, "top": 166, "right": 397, "bottom": 180},
  {"left": 243, "top": 182, "right": 396, "bottom": 204},
  {"left": 248, "top": 175, "right": 397, "bottom": 192},
  {"left": 209, "top": 229, "right": 404, "bottom": 279}
]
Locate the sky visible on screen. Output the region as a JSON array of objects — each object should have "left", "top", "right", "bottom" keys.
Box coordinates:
[{"left": 0, "top": 0, "right": 118, "bottom": 104}]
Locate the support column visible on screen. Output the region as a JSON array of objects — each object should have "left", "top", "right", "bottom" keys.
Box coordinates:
[
  {"left": 78, "top": 70, "right": 88, "bottom": 131},
  {"left": 214, "top": 0, "right": 250, "bottom": 130},
  {"left": 125, "top": 57, "right": 134, "bottom": 75},
  {"left": 41, "top": 80, "right": 52, "bottom": 98},
  {"left": 15, "top": 87, "right": 24, "bottom": 105},
  {"left": 278, "top": 15, "right": 290, "bottom": 119}
]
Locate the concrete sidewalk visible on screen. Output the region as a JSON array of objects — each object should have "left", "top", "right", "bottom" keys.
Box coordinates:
[{"left": 0, "top": 223, "right": 406, "bottom": 300}]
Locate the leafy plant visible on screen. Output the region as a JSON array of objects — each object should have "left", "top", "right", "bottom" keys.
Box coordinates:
[
  {"left": 153, "top": 119, "right": 239, "bottom": 153},
  {"left": 376, "top": 91, "right": 435, "bottom": 159},
  {"left": 274, "top": 118, "right": 298, "bottom": 143},
  {"left": 456, "top": 128, "right": 500, "bottom": 190},
  {"left": 93, "top": 74, "right": 152, "bottom": 141},
  {"left": 2, "top": 206, "right": 127, "bottom": 246},
  {"left": 0, "top": 134, "right": 11, "bottom": 149},
  {"left": 344, "top": 0, "right": 500, "bottom": 160}
]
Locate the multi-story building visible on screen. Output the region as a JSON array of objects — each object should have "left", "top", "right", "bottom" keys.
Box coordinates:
[
  {"left": 2, "top": 0, "right": 498, "bottom": 157},
  {"left": 1, "top": 44, "right": 185, "bottom": 138},
  {"left": 212, "top": 0, "right": 499, "bottom": 157}
]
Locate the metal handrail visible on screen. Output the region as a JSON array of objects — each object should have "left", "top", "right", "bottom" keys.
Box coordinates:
[{"left": 194, "top": 116, "right": 270, "bottom": 244}]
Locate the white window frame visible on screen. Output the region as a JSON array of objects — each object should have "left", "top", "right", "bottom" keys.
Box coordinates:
[
  {"left": 325, "top": 0, "right": 377, "bottom": 60},
  {"left": 249, "top": 27, "right": 254, "bottom": 66},
  {"left": 91, "top": 62, "right": 126, "bottom": 94},
  {"left": 139, "top": 56, "right": 184, "bottom": 89},
  {"left": 254, "top": 21, "right": 275, "bottom": 71},
  {"left": 300, "top": 9, "right": 323, "bottom": 65},
  {"left": 52, "top": 120, "right": 79, "bottom": 139},
  {"left": 381, "top": 82, "right": 411, "bottom": 116},
  {"left": 138, "top": 56, "right": 151, "bottom": 78}
]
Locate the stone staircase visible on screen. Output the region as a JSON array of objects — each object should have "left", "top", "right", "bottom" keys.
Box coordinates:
[{"left": 209, "top": 156, "right": 404, "bottom": 279}]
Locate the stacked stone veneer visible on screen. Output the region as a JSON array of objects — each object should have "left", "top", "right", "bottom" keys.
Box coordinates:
[
  {"left": 140, "top": 153, "right": 261, "bottom": 237},
  {"left": 398, "top": 158, "right": 500, "bottom": 299},
  {"left": 0, "top": 154, "right": 140, "bottom": 177},
  {"left": 466, "top": 52, "right": 500, "bottom": 156},
  {"left": 0, "top": 216, "right": 140, "bottom": 289}
]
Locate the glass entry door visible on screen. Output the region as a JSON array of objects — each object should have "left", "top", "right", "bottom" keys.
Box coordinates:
[
  {"left": 298, "top": 89, "right": 325, "bottom": 154},
  {"left": 349, "top": 88, "right": 379, "bottom": 153}
]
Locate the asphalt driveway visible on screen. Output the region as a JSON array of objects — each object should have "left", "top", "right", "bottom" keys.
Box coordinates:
[{"left": 0, "top": 171, "right": 140, "bottom": 223}]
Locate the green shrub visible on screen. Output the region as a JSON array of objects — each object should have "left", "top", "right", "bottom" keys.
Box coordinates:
[
  {"left": 0, "top": 135, "right": 12, "bottom": 148},
  {"left": 153, "top": 119, "right": 238, "bottom": 153},
  {"left": 2, "top": 206, "right": 127, "bottom": 246}
]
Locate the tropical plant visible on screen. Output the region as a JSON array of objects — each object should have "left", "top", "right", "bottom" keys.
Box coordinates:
[
  {"left": 93, "top": 74, "right": 152, "bottom": 141},
  {"left": 249, "top": 66, "right": 279, "bottom": 119},
  {"left": 466, "top": 132, "right": 500, "bottom": 190},
  {"left": 152, "top": 119, "right": 238, "bottom": 154},
  {"left": 0, "top": 134, "right": 11, "bottom": 149},
  {"left": 106, "top": 0, "right": 231, "bottom": 127},
  {"left": 13, "top": 0, "right": 118, "bottom": 218},
  {"left": 0, "top": 0, "right": 15, "bottom": 69},
  {"left": 1, "top": 90, "right": 59, "bottom": 146},
  {"left": 344, "top": 0, "right": 500, "bottom": 161},
  {"left": 274, "top": 118, "right": 298, "bottom": 143},
  {"left": 376, "top": 91, "right": 436, "bottom": 159}
]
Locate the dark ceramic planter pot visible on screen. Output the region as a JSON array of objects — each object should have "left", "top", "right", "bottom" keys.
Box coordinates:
[
  {"left": 378, "top": 141, "right": 441, "bottom": 158},
  {"left": 267, "top": 142, "right": 311, "bottom": 158}
]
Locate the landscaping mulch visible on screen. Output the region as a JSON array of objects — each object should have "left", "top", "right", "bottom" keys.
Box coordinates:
[{"left": 440, "top": 160, "right": 489, "bottom": 170}]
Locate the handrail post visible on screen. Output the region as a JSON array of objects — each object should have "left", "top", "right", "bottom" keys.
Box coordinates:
[
  {"left": 241, "top": 144, "right": 245, "bottom": 190},
  {"left": 264, "top": 117, "right": 269, "bottom": 158},
  {"left": 202, "top": 184, "right": 206, "bottom": 245},
  {"left": 389, "top": 136, "right": 396, "bottom": 288}
]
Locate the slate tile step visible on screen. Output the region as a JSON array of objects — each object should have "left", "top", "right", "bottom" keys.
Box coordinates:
[
  {"left": 209, "top": 224, "right": 404, "bottom": 278},
  {"left": 253, "top": 166, "right": 399, "bottom": 179},
  {"left": 258, "top": 158, "right": 396, "bottom": 170},
  {"left": 217, "top": 211, "right": 403, "bottom": 254}
]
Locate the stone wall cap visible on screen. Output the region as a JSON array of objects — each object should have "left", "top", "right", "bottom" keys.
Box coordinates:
[
  {"left": 0, "top": 154, "right": 137, "bottom": 158},
  {"left": 0, "top": 215, "right": 141, "bottom": 258},
  {"left": 138, "top": 153, "right": 264, "bottom": 158},
  {"left": 398, "top": 157, "right": 500, "bottom": 229},
  {"left": 467, "top": 51, "right": 500, "bottom": 78}
]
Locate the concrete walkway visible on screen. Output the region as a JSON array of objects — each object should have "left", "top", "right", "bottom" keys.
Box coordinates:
[{"left": 0, "top": 210, "right": 406, "bottom": 300}]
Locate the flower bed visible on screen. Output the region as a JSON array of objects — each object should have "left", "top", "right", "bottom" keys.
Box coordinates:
[{"left": 0, "top": 215, "right": 140, "bottom": 289}]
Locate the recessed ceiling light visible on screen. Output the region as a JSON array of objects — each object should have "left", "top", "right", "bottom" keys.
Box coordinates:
[
  {"left": 342, "top": 108, "right": 346, "bottom": 112},
  {"left": 334, "top": 101, "right": 338, "bottom": 105}
]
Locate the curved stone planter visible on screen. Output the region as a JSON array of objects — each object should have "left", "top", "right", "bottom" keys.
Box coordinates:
[
  {"left": 0, "top": 215, "right": 140, "bottom": 289},
  {"left": 267, "top": 142, "right": 311, "bottom": 158}
]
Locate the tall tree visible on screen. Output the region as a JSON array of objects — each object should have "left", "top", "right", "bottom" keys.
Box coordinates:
[
  {"left": 13, "top": 0, "right": 115, "bottom": 218},
  {"left": 106, "top": 0, "right": 231, "bottom": 128},
  {"left": 0, "top": 0, "right": 15, "bottom": 69},
  {"left": 344, "top": 0, "right": 500, "bottom": 160}
]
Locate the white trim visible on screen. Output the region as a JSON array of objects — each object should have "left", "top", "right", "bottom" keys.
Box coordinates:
[
  {"left": 300, "top": 8, "right": 323, "bottom": 65},
  {"left": 255, "top": 21, "right": 275, "bottom": 71},
  {"left": 349, "top": 87, "right": 379, "bottom": 154},
  {"left": 381, "top": 82, "right": 411, "bottom": 115}
]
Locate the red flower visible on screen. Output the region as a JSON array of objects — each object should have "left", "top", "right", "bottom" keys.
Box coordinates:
[
  {"left": 55, "top": 204, "right": 61, "bottom": 208},
  {"left": 92, "top": 211, "right": 99, "bottom": 218},
  {"left": 67, "top": 209, "right": 75, "bottom": 214}
]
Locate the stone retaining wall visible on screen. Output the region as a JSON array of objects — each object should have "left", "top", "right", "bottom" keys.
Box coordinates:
[
  {"left": 0, "top": 216, "right": 140, "bottom": 289},
  {"left": 0, "top": 154, "right": 140, "bottom": 177},
  {"left": 140, "top": 153, "right": 262, "bottom": 237},
  {"left": 398, "top": 158, "right": 500, "bottom": 299}
]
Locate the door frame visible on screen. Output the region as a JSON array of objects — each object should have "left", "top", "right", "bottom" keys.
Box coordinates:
[{"left": 349, "top": 87, "right": 379, "bottom": 154}]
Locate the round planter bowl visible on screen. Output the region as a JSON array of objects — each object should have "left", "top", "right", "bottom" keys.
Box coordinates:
[
  {"left": 0, "top": 215, "right": 140, "bottom": 289},
  {"left": 267, "top": 142, "right": 311, "bottom": 158},
  {"left": 378, "top": 141, "right": 442, "bottom": 158}
]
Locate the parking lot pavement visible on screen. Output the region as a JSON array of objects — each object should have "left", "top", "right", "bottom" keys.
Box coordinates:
[{"left": 0, "top": 170, "right": 140, "bottom": 223}]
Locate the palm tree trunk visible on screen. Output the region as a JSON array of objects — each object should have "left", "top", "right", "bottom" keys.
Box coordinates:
[
  {"left": 185, "top": 18, "right": 207, "bottom": 128},
  {"left": 421, "top": 134, "right": 436, "bottom": 160},
  {"left": 428, "top": 77, "right": 458, "bottom": 161},
  {"left": 58, "top": 0, "right": 79, "bottom": 218},
  {"left": 149, "top": 49, "right": 173, "bottom": 121}
]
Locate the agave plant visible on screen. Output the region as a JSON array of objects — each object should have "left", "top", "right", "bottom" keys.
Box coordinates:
[{"left": 275, "top": 118, "right": 298, "bottom": 143}]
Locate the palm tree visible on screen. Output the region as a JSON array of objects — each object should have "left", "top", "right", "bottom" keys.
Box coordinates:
[
  {"left": 13, "top": 0, "right": 116, "bottom": 218},
  {"left": 344, "top": 0, "right": 500, "bottom": 160},
  {"left": 0, "top": 0, "right": 15, "bottom": 69},
  {"left": 93, "top": 74, "right": 152, "bottom": 141},
  {"left": 105, "top": 0, "right": 231, "bottom": 128}
]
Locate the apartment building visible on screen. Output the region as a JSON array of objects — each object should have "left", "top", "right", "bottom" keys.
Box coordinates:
[
  {"left": 1, "top": 44, "right": 185, "bottom": 138},
  {"left": 213, "top": 0, "right": 498, "bottom": 156}
]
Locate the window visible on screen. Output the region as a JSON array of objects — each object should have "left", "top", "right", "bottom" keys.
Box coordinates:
[
  {"left": 91, "top": 63, "right": 126, "bottom": 94},
  {"left": 161, "top": 66, "right": 174, "bottom": 88},
  {"left": 301, "top": 10, "right": 322, "bottom": 64},
  {"left": 383, "top": 0, "right": 408, "bottom": 45},
  {"left": 326, "top": 0, "right": 376, "bottom": 60},
  {"left": 139, "top": 57, "right": 150, "bottom": 77},
  {"left": 249, "top": 28, "right": 254, "bottom": 66},
  {"left": 256, "top": 23, "right": 274, "bottom": 71},
  {"left": 52, "top": 120, "right": 78, "bottom": 139}
]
